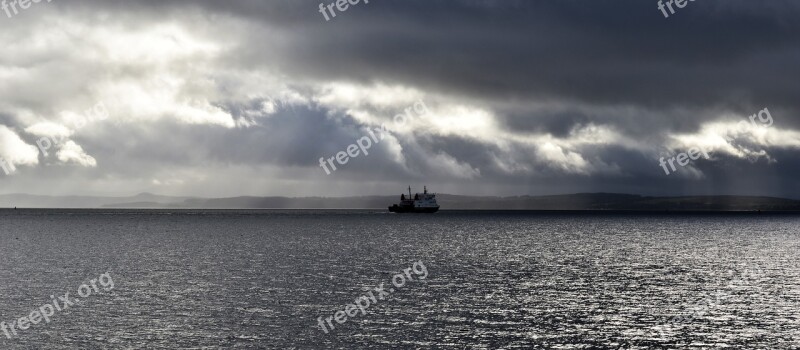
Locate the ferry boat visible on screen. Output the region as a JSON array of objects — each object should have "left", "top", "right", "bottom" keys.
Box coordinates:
[{"left": 389, "top": 186, "right": 440, "bottom": 213}]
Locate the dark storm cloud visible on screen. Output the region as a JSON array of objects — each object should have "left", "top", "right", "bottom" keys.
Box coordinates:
[
  {"left": 59, "top": 0, "right": 800, "bottom": 122},
  {"left": 208, "top": 0, "right": 800, "bottom": 109},
  {"left": 134, "top": 0, "right": 800, "bottom": 133},
  {"left": 1, "top": 0, "right": 799, "bottom": 197}
]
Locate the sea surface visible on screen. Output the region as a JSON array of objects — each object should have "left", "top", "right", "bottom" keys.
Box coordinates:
[{"left": 0, "top": 209, "right": 798, "bottom": 349}]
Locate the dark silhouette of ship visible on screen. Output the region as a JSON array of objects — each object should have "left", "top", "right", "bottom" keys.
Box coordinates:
[{"left": 388, "top": 186, "right": 440, "bottom": 213}]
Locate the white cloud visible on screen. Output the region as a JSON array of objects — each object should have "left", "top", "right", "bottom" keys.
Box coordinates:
[
  {"left": 669, "top": 119, "right": 800, "bottom": 162},
  {"left": 56, "top": 141, "right": 97, "bottom": 167},
  {"left": 24, "top": 122, "right": 72, "bottom": 139},
  {"left": 0, "top": 126, "right": 39, "bottom": 173},
  {"left": 535, "top": 142, "right": 591, "bottom": 175}
]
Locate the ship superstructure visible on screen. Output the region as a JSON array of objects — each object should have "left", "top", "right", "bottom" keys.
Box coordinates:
[{"left": 388, "top": 186, "right": 440, "bottom": 213}]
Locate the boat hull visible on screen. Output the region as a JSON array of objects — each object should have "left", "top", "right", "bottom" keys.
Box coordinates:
[{"left": 388, "top": 205, "right": 439, "bottom": 213}]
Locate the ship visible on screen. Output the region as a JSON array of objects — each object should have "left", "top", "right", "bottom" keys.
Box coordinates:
[{"left": 388, "top": 186, "right": 440, "bottom": 213}]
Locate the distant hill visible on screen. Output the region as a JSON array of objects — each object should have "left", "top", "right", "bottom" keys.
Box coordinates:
[
  {"left": 0, "top": 193, "right": 192, "bottom": 208},
  {"left": 1, "top": 192, "right": 800, "bottom": 211}
]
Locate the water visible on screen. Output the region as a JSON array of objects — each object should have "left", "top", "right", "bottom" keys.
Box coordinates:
[{"left": 0, "top": 209, "right": 798, "bottom": 349}]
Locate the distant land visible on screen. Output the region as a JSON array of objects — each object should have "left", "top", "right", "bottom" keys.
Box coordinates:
[{"left": 2, "top": 192, "right": 800, "bottom": 211}]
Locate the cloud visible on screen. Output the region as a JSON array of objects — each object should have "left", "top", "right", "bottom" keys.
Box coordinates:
[
  {"left": 0, "top": 126, "right": 39, "bottom": 173},
  {"left": 25, "top": 122, "right": 72, "bottom": 139},
  {"left": 56, "top": 140, "right": 97, "bottom": 167},
  {"left": 0, "top": 0, "right": 799, "bottom": 198}
]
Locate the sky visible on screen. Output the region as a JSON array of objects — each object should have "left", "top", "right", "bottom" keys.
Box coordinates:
[{"left": 0, "top": 0, "right": 799, "bottom": 198}]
